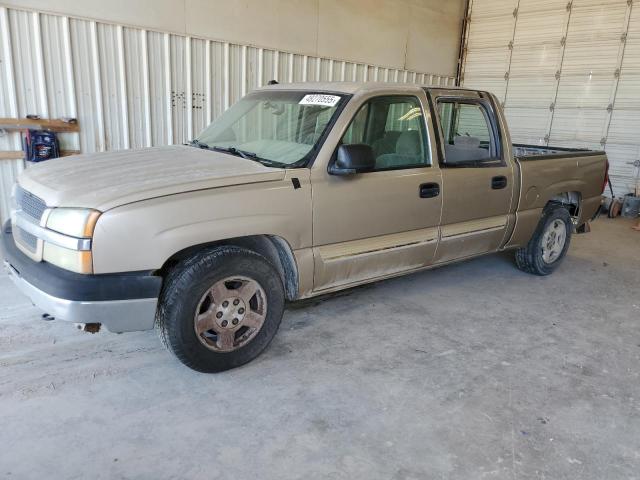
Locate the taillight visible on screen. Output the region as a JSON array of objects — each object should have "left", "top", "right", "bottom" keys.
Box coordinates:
[{"left": 602, "top": 159, "right": 610, "bottom": 194}]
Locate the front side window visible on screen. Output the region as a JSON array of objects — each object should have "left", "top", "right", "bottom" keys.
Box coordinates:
[
  {"left": 195, "top": 91, "right": 345, "bottom": 168},
  {"left": 340, "top": 96, "right": 430, "bottom": 170},
  {"left": 437, "top": 100, "right": 501, "bottom": 166}
]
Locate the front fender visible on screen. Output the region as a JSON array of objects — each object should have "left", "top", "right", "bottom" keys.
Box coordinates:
[{"left": 92, "top": 176, "right": 311, "bottom": 274}]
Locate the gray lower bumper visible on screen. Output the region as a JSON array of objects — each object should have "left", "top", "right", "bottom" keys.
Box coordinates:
[{"left": 4, "top": 261, "right": 158, "bottom": 333}]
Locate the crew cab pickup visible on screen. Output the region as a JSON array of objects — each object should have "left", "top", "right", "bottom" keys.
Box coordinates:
[{"left": 1, "top": 83, "right": 608, "bottom": 372}]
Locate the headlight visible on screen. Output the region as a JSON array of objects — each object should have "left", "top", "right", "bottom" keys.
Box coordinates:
[
  {"left": 46, "top": 208, "right": 101, "bottom": 238},
  {"left": 43, "top": 208, "right": 100, "bottom": 274}
]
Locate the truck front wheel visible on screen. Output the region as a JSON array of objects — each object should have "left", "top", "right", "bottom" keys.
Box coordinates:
[
  {"left": 155, "top": 246, "right": 285, "bottom": 372},
  {"left": 515, "top": 205, "right": 572, "bottom": 276}
]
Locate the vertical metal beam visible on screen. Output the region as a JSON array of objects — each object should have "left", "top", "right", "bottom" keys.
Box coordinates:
[
  {"left": 258, "top": 47, "right": 264, "bottom": 86},
  {"left": 241, "top": 45, "right": 248, "bottom": 96},
  {"left": 90, "top": 21, "right": 105, "bottom": 151},
  {"left": 163, "top": 32, "right": 173, "bottom": 145},
  {"left": 315, "top": 57, "right": 321, "bottom": 81},
  {"left": 0, "top": 7, "right": 21, "bottom": 157},
  {"left": 205, "top": 40, "right": 212, "bottom": 124},
  {"left": 600, "top": 0, "right": 633, "bottom": 148},
  {"left": 288, "top": 52, "right": 294, "bottom": 82},
  {"left": 140, "top": 29, "right": 152, "bottom": 147},
  {"left": 302, "top": 55, "right": 308, "bottom": 82},
  {"left": 185, "top": 36, "right": 193, "bottom": 140},
  {"left": 31, "top": 11, "right": 48, "bottom": 117},
  {"left": 116, "top": 25, "right": 130, "bottom": 149},
  {"left": 502, "top": 0, "right": 520, "bottom": 107},
  {"left": 340, "top": 61, "right": 346, "bottom": 81},
  {"left": 457, "top": 0, "right": 473, "bottom": 86},
  {"left": 61, "top": 16, "right": 77, "bottom": 118},
  {"left": 546, "top": 1, "right": 573, "bottom": 146},
  {"left": 223, "top": 42, "right": 230, "bottom": 110},
  {"left": 273, "top": 49, "right": 280, "bottom": 81},
  {"left": 1, "top": 7, "right": 19, "bottom": 119}
]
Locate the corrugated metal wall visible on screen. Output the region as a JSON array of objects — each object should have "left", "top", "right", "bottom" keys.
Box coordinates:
[
  {"left": 461, "top": 0, "right": 640, "bottom": 197},
  {"left": 0, "top": 6, "right": 456, "bottom": 223}
]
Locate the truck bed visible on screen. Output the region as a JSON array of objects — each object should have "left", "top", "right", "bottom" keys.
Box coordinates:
[{"left": 504, "top": 144, "right": 607, "bottom": 247}]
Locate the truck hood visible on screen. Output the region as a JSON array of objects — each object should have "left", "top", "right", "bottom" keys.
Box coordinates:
[{"left": 18, "top": 145, "right": 286, "bottom": 211}]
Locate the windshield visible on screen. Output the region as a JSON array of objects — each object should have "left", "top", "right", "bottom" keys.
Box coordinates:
[{"left": 194, "top": 91, "right": 346, "bottom": 168}]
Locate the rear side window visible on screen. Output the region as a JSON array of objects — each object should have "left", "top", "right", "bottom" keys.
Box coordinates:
[
  {"left": 341, "top": 96, "right": 430, "bottom": 171},
  {"left": 437, "top": 100, "right": 502, "bottom": 166}
]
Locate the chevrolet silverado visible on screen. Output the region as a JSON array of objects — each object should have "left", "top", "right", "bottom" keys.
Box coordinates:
[{"left": 1, "top": 82, "right": 608, "bottom": 372}]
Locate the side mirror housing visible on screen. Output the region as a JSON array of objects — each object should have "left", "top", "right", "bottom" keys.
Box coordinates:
[{"left": 328, "top": 144, "right": 376, "bottom": 176}]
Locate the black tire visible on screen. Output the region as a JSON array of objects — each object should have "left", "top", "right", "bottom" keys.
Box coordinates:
[
  {"left": 155, "top": 246, "right": 285, "bottom": 373},
  {"left": 515, "top": 205, "right": 572, "bottom": 276}
]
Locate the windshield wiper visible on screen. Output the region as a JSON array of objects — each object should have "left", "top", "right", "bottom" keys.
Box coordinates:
[
  {"left": 212, "top": 146, "right": 258, "bottom": 160},
  {"left": 194, "top": 144, "right": 287, "bottom": 168},
  {"left": 189, "top": 139, "right": 210, "bottom": 149},
  {"left": 211, "top": 146, "right": 287, "bottom": 168}
]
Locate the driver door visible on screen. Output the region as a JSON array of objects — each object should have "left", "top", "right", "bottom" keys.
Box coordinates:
[{"left": 310, "top": 91, "right": 442, "bottom": 293}]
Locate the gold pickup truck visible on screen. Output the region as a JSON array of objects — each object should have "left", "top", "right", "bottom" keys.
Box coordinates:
[{"left": 1, "top": 82, "right": 608, "bottom": 372}]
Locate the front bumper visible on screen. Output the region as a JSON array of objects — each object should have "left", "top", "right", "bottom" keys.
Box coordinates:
[{"left": 1, "top": 221, "right": 161, "bottom": 333}]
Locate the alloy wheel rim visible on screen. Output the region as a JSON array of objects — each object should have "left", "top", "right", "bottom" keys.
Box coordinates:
[
  {"left": 193, "top": 276, "right": 267, "bottom": 352},
  {"left": 541, "top": 218, "right": 567, "bottom": 264}
]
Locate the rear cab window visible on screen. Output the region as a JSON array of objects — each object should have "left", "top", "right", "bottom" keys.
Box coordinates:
[{"left": 437, "top": 99, "right": 503, "bottom": 167}]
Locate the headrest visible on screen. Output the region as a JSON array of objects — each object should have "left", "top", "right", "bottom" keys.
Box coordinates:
[
  {"left": 397, "top": 130, "right": 421, "bottom": 155},
  {"left": 454, "top": 135, "right": 481, "bottom": 148}
]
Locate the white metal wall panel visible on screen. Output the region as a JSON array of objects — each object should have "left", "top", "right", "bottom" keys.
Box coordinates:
[
  {"left": 605, "top": 4, "right": 640, "bottom": 195},
  {"left": 123, "top": 27, "right": 149, "bottom": 149},
  {"left": 40, "top": 14, "right": 78, "bottom": 152},
  {"left": 0, "top": 5, "right": 454, "bottom": 223},
  {"left": 549, "top": 1, "right": 628, "bottom": 148},
  {"left": 69, "top": 18, "right": 104, "bottom": 153},
  {"left": 0, "top": 7, "right": 21, "bottom": 157},
  {"left": 462, "top": 0, "right": 519, "bottom": 102},
  {"left": 463, "top": 0, "right": 639, "bottom": 196}
]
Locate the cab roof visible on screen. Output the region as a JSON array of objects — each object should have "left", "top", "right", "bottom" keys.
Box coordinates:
[{"left": 256, "top": 81, "right": 470, "bottom": 95}]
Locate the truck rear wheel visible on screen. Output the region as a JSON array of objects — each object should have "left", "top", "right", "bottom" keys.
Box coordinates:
[
  {"left": 156, "top": 246, "right": 285, "bottom": 372},
  {"left": 515, "top": 205, "right": 572, "bottom": 276}
]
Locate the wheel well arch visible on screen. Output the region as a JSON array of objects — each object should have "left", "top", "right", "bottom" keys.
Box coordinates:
[
  {"left": 546, "top": 191, "right": 582, "bottom": 218},
  {"left": 157, "top": 235, "right": 299, "bottom": 301}
]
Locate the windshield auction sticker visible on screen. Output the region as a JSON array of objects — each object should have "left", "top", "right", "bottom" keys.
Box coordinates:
[{"left": 299, "top": 94, "right": 341, "bottom": 107}]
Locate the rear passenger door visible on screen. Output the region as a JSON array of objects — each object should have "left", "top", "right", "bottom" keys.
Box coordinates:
[{"left": 427, "top": 89, "right": 515, "bottom": 263}]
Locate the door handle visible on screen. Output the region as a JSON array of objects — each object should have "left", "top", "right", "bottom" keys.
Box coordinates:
[
  {"left": 491, "top": 176, "right": 507, "bottom": 190},
  {"left": 419, "top": 182, "right": 440, "bottom": 198}
]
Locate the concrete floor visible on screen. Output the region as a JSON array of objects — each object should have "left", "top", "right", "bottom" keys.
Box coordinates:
[{"left": 0, "top": 217, "right": 639, "bottom": 479}]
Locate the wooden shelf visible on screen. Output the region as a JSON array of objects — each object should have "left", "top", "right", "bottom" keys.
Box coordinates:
[
  {"left": 0, "top": 117, "right": 79, "bottom": 133},
  {"left": 0, "top": 151, "right": 23, "bottom": 160},
  {"left": 61, "top": 150, "right": 80, "bottom": 157},
  {"left": 0, "top": 149, "right": 81, "bottom": 160}
]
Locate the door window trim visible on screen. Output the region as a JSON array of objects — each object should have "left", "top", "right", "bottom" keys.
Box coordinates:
[
  {"left": 428, "top": 93, "right": 506, "bottom": 169},
  {"left": 329, "top": 94, "right": 433, "bottom": 173}
]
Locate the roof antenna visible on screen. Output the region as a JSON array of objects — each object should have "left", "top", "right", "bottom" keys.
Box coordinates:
[{"left": 267, "top": 79, "right": 279, "bottom": 85}]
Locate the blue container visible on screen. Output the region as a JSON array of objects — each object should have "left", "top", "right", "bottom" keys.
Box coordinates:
[{"left": 621, "top": 195, "right": 640, "bottom": 218}]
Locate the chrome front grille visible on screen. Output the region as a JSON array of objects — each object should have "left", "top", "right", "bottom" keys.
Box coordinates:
[
  {"left": 12, "top": 186, "right": 47, "bottom": 257},
  {"left": 15, "top": 186, "right": 47, "bottom": 222}
]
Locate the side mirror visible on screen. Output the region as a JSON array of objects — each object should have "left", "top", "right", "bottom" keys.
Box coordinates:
[{"left": 328, "top": 144, "right": 376, "bottom": 176}]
